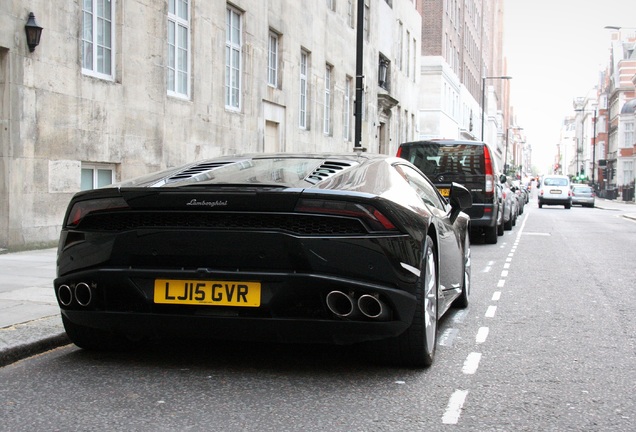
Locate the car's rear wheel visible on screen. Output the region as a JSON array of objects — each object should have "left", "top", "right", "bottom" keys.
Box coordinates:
[
  {"left": 62, "top": 315, "right": 138, "bottom": 351},
  {"left": 504, "top": 215, "right": 513, "bottom": 230},
  {"left": 565, "top": 204, "right": 571, "bottom": 209},
  {"left": 453, "top": 235, "right": 470, "bottom": 309},
  {"left": 484, "top": 225, "right": 498, "bottom": 244},
  {"left": 373, "top": 235, "right": 438, "bottom": 368}
]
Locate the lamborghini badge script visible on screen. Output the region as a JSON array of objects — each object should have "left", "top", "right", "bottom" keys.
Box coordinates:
[{"left": 186, "top": 199, "right": 228, "bottom": 207}]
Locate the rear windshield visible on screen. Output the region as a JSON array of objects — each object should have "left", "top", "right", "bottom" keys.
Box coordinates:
[
  {"left": 543, "top": 177, "right": 569, "bottom": 187},
  {"left": 573, "top": 186, "right": 592, "bottom": 193},
  {"left": 399, "top": 143, "right": 485, "bottom": 176}
]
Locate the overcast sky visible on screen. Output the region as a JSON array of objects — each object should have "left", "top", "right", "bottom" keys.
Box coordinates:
[{"left": 503, "top": 0, "right": 635, "bottom": 173}]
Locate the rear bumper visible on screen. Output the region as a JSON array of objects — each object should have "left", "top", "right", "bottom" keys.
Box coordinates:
[
  {"left": 465, "top": 203, "right": 497, "bottom": 227},
  {"left": 55, "top": 268, "right": 418, "bottom": 345},
  {"left": 572, "top": 198, "right": 595, "bottom": 205},
  {"left": 61, "top": 309, "right": 412, "bottom": 345},
  {"left": 538, "top": 197, "right": 572, "bottom": 205}
]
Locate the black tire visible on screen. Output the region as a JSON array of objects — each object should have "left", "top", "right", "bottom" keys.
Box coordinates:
[
  {"left": 484, "top": 225, "right": 498, "bottom": 244},
  {"left": 453, "top": 235, "right": 470, "bottom": 309},
  {"left": 565, "top": 204, "right": 571, "bottom": 209},
  {"left": 538, "top": 202, "right": 543, "bottom": 208},
  {"left": 373, "top": 235, "right": 438, "bottom": 368},
  {"left": 62, "top": 314, "right": 137, "bottom": 351},
  {"left": 497, "top": 221, "right": 504, "bottom": 236},
  {"left": 504, "top": 216, "right": 513, "bottom": 230}
]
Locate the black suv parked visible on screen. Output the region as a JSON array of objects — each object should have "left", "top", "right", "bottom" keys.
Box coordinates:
[{"left": 397, "top": 139, "right": 502, "bottom": 244}]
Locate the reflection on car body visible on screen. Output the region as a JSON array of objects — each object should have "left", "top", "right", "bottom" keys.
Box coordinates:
[{"left": 54, "top": 153, "right": 472, "bottom": 368}]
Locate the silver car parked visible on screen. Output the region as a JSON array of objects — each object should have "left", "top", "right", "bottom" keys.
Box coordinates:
[{"left": 571, "top": 184, "right": 595, "bottom": 207}]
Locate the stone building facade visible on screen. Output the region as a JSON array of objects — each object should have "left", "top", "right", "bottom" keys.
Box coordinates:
[{"left": 0, "top": 0, "right": 421, "bottom": 250}]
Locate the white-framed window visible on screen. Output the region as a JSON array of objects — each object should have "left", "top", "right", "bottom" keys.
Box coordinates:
[
  {"left": 225, "top": 6, "right": 242, "bottom": 110},
  {"left": 624, "top": 121, "right": 634, "bottom": 148},
  {"left": 405, "top": 30, "right": 410, "bottom": 77},
  {"left": 299, "top": 50, "right": 309, "bottom": 129},
  {"left": 82, "top": 0, "right": 114, "bottom": 80},
  {"left": 397, "top": 21, "right": 403, "bottom": 71},
  {"left": 347, "top": 0, "right": 354, "bottom": 27},
  {"left": 81, "top": 164, "right": 115, "bottom": 191},
  {"left": 327, "top": 0, "right": 335, "bottom": 11},
  {"left": 324, "top": 65, "right": 332, "bottom": 135},
  {"left": 267, "top": 31, "right": 279, "bottom": 88},
  {"left": 364, "top": 0, "right": 370, "bottom": 41},
  {"left": 167, "top": 0, "right": 190, "bottom": 98},
  {"left": 344, "top": 76, "right": 352, "bottom": 141}
]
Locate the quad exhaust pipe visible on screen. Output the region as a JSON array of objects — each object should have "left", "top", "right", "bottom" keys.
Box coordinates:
[
  {"left": 357, "top": 294, "right": 390, "bottom": 321},
  {"left": 57, "top": 282, "right": 94, "bottom": 307},
  {"left": 326, "top": 291, "right": 357, "bottom": 318},
  {"left": 326, "top": 290, "right": 390, "bottom": 321}
]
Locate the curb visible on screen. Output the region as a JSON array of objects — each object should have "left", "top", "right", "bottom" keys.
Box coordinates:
[{"left": 0, "top": 316, "right": 70, "bottom": 367}]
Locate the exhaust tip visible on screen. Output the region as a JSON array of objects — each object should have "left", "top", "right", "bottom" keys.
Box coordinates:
[
  {"left": 326, "top": 291, "right": 356, "bottom": 318},
  {"left": 358, "top": 294, "right": 390, "bottom": 321},
  {"left": 58, "top": 284, "right": 73, "bottom": 306},
  {"left": 74, "top": 282, "right": 93, "bottom": 307}
]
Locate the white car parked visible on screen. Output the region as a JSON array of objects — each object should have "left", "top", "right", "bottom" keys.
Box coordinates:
[{"left": 538, "top": 175, "right": 572, "bottom": 209}]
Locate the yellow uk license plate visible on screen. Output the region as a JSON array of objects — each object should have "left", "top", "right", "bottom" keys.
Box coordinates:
[
  {"left": 154, "top": 279, "right": 261, "bottom": 307},
  {"left": 438, "top": 188, "right": 450, "bottom": 197}
]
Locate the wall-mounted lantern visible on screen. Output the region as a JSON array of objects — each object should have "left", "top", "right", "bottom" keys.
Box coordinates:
[
  {"left": 25, "top": 13, "right": 43, "bottom": 53},
  {"left": 378, "top": 58, "right": 390, "bottom": 89}
]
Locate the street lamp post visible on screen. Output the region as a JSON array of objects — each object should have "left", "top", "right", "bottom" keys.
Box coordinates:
[{"left": 481, "top": 76, "right": 512, "bottom": 142}]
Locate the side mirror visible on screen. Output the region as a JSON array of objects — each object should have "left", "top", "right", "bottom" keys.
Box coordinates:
[
  {"left": 500, "top": 174, "right": 507, "bottom": 184},
  {"left": 448, "top": 182, "right": 472, "bottom": 223}
]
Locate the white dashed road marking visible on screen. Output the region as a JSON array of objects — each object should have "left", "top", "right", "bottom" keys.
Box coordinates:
[
  {"left": 462, "top": 352, "right": 482, "bottom": 374},
  {"left": 476, "top": 327, "right": 489, "bottom": 344},
  {"left": 442, "top": 390, "right": 469, "bottom": 425}
]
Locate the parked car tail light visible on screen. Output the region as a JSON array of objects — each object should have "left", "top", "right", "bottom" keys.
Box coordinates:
[
  {"left": 295, "top": 198, "right": 398, "bottom": 232},
  {"left": 66, "top": 197, "right": 130, "bottom": 228},
  {"left": 483, "top": 145, "right": 494, "bottom": 195}
]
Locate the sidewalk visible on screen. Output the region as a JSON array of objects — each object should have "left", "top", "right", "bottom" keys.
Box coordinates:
[
  {"left": 0, "top": 248, "right": 68, "bottom": 367},
  {"left": 1, "top": 198, "right": 635, "bottom": 367}
]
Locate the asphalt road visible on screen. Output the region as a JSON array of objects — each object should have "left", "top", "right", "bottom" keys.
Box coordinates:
[{"left": 1, "top": 201, "right": 635, "bottom": 431}]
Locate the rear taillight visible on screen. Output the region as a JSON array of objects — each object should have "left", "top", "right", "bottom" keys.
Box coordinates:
[
  {"left": 396, "top": 146, "right": 403, "bottom": 158},
  {"left": 295, "top": 198, "right": 397, "bottom": 232},
  {"left": 483, "top": 146, "right": 494, "bottom": 194},
  {"left": 66, "top": 197, "right": 129, "bottom": 228}
]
